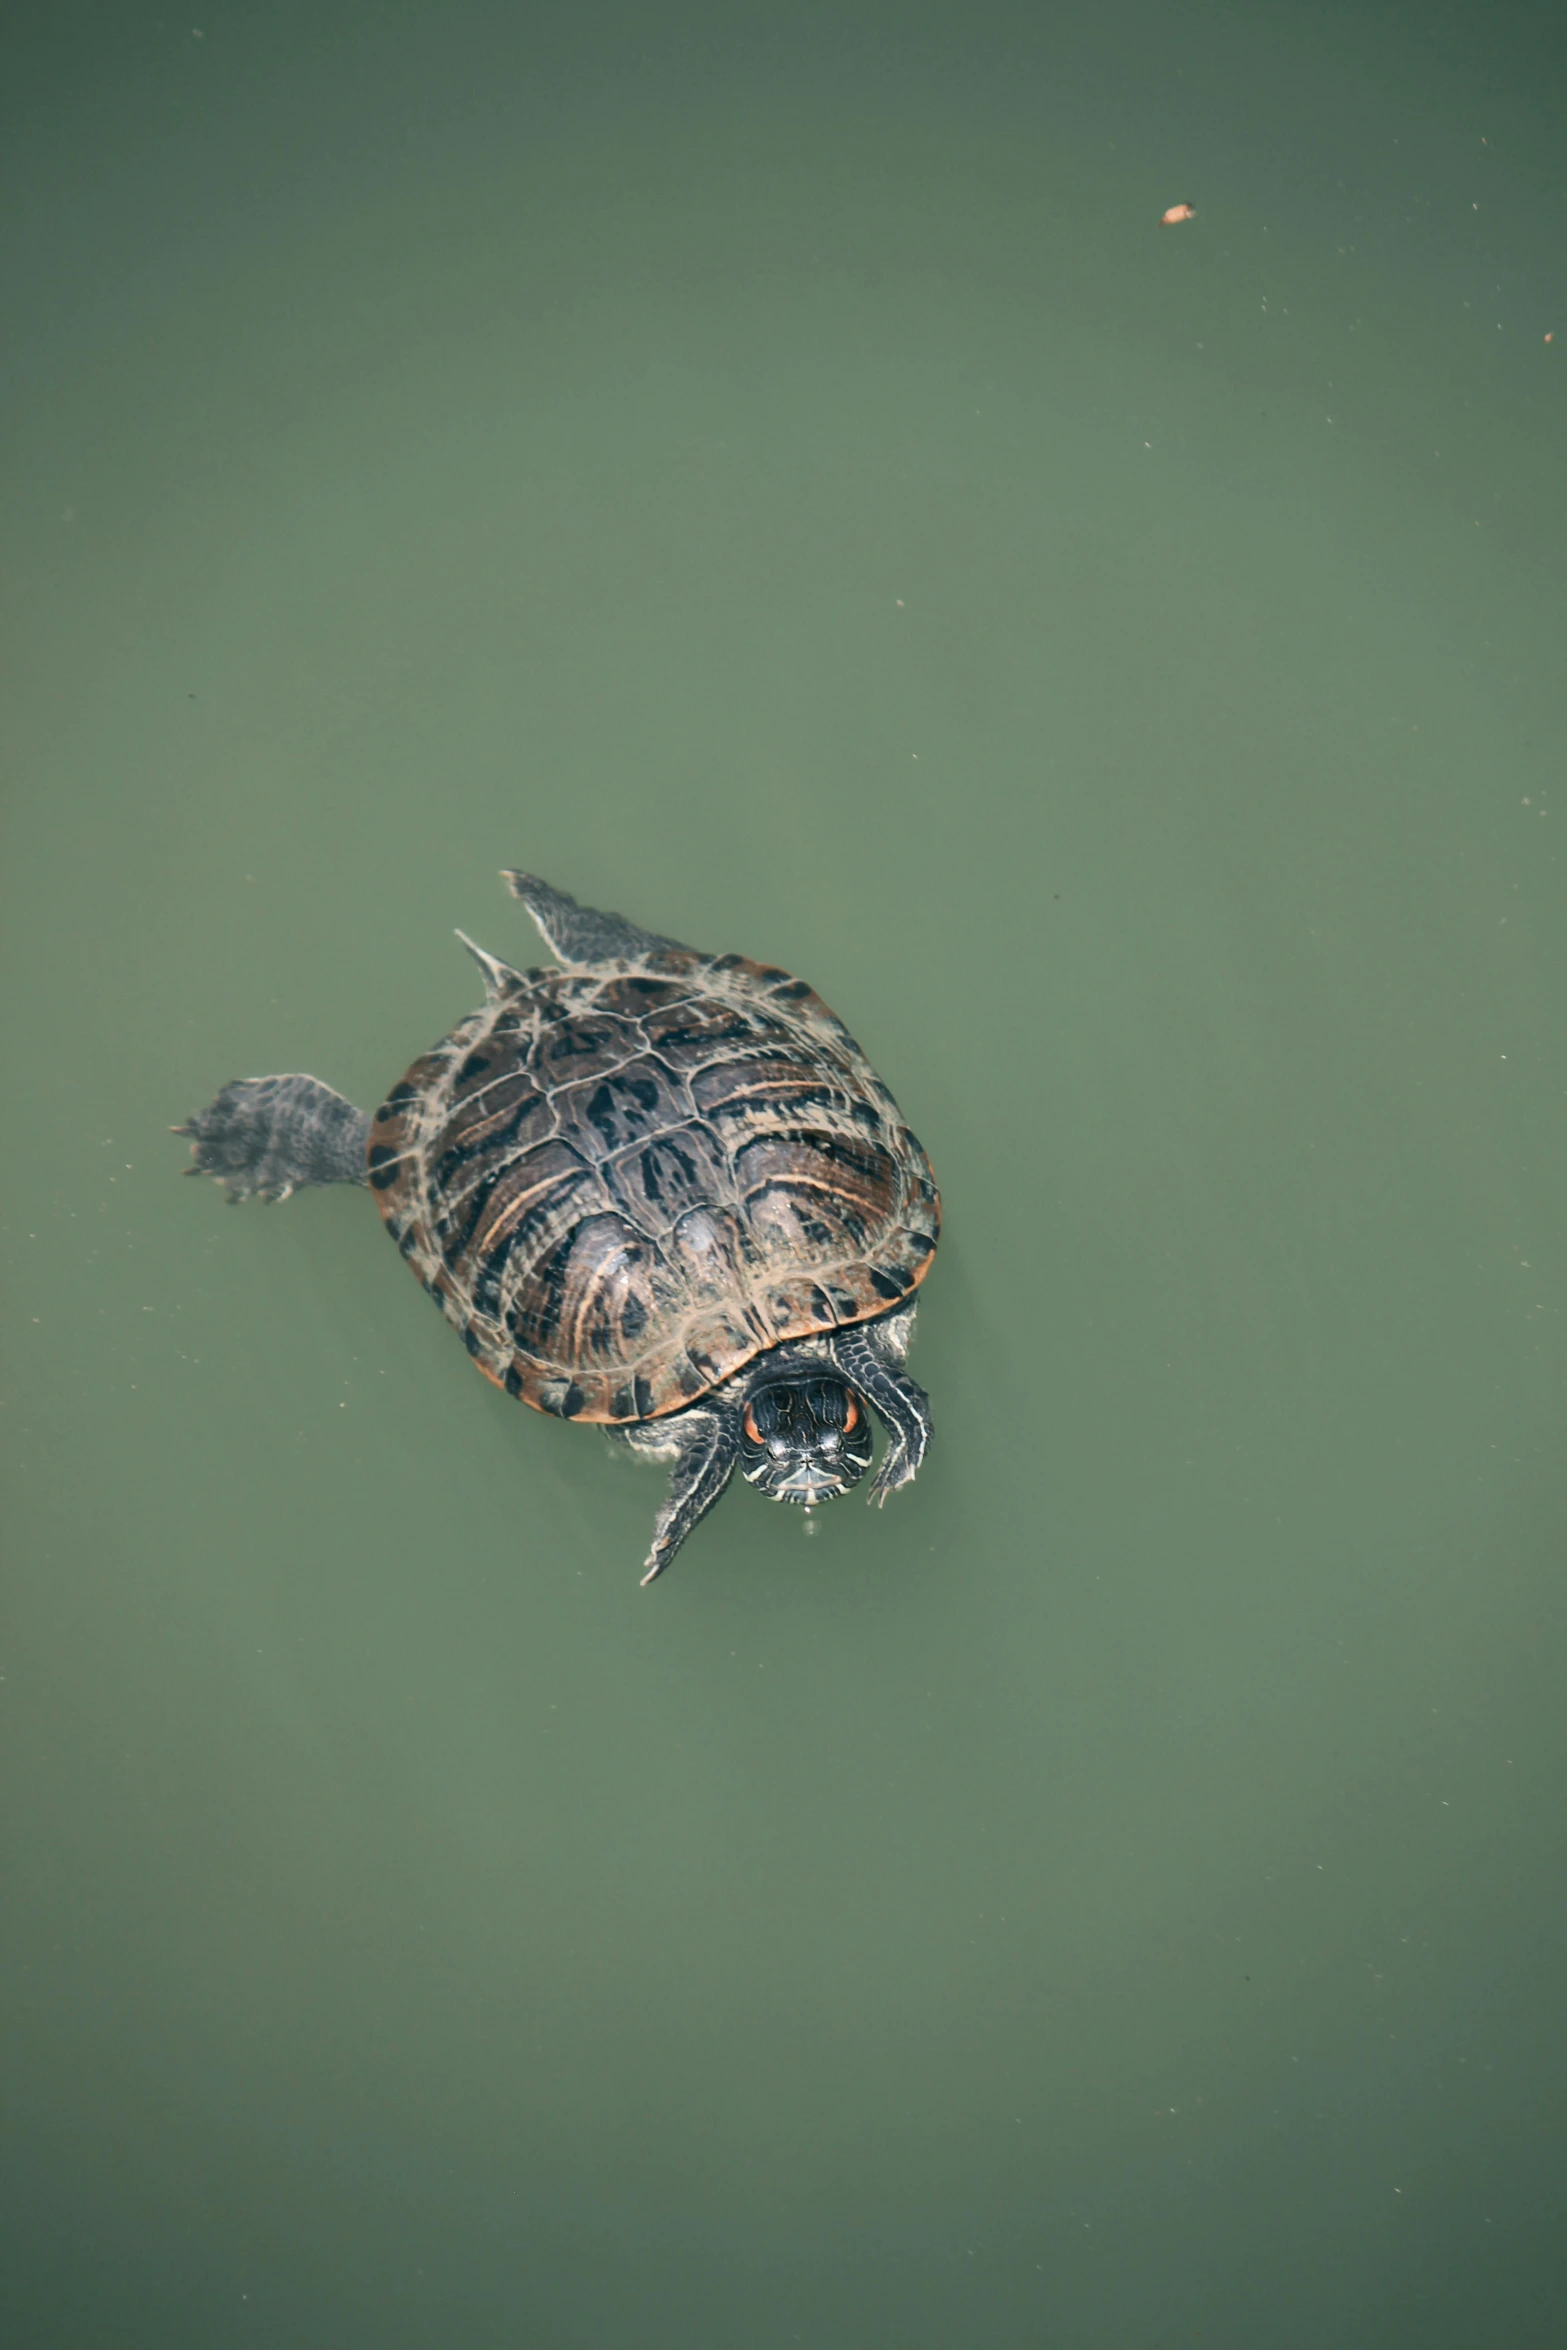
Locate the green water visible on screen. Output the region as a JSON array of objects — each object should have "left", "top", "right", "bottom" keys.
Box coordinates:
[{"left": 4, "top": 5, "right": 1564, "bottom": 2343}]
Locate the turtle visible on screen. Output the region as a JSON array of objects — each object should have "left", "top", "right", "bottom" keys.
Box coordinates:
[{"left": 176, "top": 871, "right": 940, "bottom": 1584}]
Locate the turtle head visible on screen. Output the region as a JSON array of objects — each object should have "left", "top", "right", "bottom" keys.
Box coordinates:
[{"left": 738, "top": 1372, "right": 873, "bottom": 1504}]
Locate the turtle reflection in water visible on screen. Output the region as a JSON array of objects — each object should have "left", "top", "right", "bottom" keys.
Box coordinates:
[{"left": 178, "top": 871, "right": 940, "bottom": 1583}]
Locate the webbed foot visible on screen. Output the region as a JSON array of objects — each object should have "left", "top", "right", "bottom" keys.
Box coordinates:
[{"left": 176, "top": 1075, "right": 371, "bottom": 1202}]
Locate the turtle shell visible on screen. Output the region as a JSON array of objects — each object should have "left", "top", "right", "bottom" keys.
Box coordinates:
[{"left": 367, "top": 945, "right": 940, "bottom": 1424}]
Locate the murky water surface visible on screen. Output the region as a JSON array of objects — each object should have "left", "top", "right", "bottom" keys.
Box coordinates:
[{"left": 4, "top": 6, "right": 1564, "bottom": 2344}]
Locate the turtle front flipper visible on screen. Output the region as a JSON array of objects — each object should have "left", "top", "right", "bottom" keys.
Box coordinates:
[
  {"left": 830, "top": 1310, "right": 932, "bottom": 1505},
  {"left": 501, "top": 871, "right": 688, "bottom": 968},
  {"left": 612, "top": 1405, "right": 741, "bottom": 1584},
  {"left": 175, "top": 1075, "right": 371, "bottom": 1203}
]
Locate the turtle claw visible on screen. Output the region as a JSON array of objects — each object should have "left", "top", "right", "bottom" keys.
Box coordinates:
[{"left": 867, "top": 1452, "right": 914, "bottom": 1508}]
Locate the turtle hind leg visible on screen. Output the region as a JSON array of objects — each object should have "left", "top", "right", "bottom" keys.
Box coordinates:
[
  {"left": 501, "top": 871, "right": 687, "bottom": 968},
  {"left": 175, "top": 1075, "right": 371, "bottom": 1203}
]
